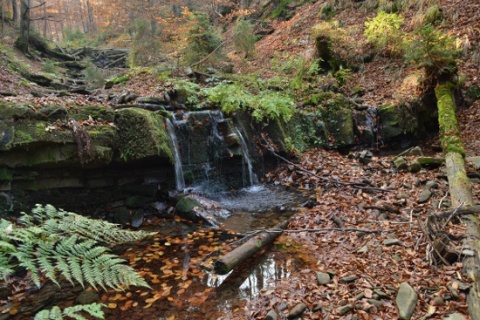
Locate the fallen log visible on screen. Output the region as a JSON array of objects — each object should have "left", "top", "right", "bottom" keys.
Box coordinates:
[
  {"left": 435, "top": 82, "right": 480, "bottom": 320},
  {"left": 214, "top": 219, "right": 289, "bottom": 275}
]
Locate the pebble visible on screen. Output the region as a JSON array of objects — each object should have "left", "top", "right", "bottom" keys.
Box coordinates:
[
  {"left": 265, "top": 309, "right": 278, "bottom": 320},
  {"left": 383, "top": 238, "right": 401, "bottom": 246},
  {"left": 288, "top": 303, "right": 307, "bottom": 319},
  {"left": 396, "top": 282, "right": 418, "bottom": 320},
  {"left": 340, "top": 275, "right": 358, "bottom": 283},
  {"left": 337, "top": 304, "right": 353, "bottom": 316},
  {"left": 316, "top": 272, "right": 331, "bottom": 285}
]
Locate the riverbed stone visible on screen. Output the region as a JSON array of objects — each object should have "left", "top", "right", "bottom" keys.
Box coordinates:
[
  {"left": 368, "top": 299, "right": 382, "bottom": 307},
  {"left": 393, "top": 157, "right": 408, "bottom": 170},
  {"left": 316, "top": 272, "right": 331, "bottom": 285},
  {"left": 374, "top": 289, "right": 390, "bottom": 299},
  {"left": 467, "top": 156, "right": 480, "bottom": 170},
  {"left": 265, "top": 309, "right": 278, "bottom": 320},
  {"left": 396, "top": 282, "right": 417, "bottom": 319},
  {"left": 288, "top": 303, "right": 307, "bottom": 319}
]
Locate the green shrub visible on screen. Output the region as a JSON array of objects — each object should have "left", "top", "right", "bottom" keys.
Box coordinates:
[
  {"left": 205, "top": 83, "right": 295, "bottom": 122},
  {"left": 403, "top": 24, "right": 459, "bottom": 81},
  {"left": 378, "top": 0, "right": 400, "bottom": 13},
  {"left": 41, "top": 60, "right": 57, "bottom": 74},
  {"left": 364, "top": 12, "right": 404, "bottom": 55},
  {"left": 183, "top": 13, "right": 223, "bottom": 67},
  {"left": 82, "top": 62, "right": 106, "bottom": 88},
  {"left": 128, "top": 19, "right": 161, "bottom": 67},
  {"left": 62, "top": 28, "right": 90, "bottom": 48},
  {"left": 423, "top": 5, "right": 444, "bottom": 25},
  {"left": 311, "top": 21, "right": 361, "bottom": 69},
  {"left": 233, "top": 19, "right": 257, "bottom": 58},
  {"left": 319, "top": 2, "right": 336, "bottom": 20}
]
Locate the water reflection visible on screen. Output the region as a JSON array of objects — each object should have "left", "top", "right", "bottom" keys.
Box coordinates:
[{"left": 203, "top": 253, "right": 298, "bottom": 314}]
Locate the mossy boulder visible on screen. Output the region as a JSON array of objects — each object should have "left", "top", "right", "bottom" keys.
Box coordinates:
[
  {"left": 115, "top": 108, "right": 173, "bottom": 162},
  {"left": 378, "top": 103, "right": 418, "bottom": 140}
]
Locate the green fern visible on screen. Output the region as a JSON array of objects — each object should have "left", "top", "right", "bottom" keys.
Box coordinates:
[
  {"left": 0, "top": 204, "right": 155, "bottom": 290},
  {"left": 34, "top": 303, "right": 105, "bottom": 320}
]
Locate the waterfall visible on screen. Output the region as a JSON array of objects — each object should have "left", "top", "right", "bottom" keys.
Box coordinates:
[
  {"left": 233, "top": 126, "right": 258, "bottom": 187},
  {"left": 166, "top": 118, "right": 186, "bottom": 191}
]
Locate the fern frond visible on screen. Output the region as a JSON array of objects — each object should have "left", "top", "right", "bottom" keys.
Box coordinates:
[
  {"left": 62, "top": 303, "right": 105, "bottom": 320},
  {"left": 0, "top": 253, "right": 15, "bottom": 281},
  {"left": 67, "top": 256, "right": 85, "bottom": 288}
]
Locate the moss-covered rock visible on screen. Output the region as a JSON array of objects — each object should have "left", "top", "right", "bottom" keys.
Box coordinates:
[
  {"left": 115, "top": 108, "right": 173, "bottom": 162},
  {"left": 378, "top": 103, "right": 418, "bottom": 139}
]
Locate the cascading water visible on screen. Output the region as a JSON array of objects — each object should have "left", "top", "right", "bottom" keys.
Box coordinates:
[
  {"left": 166, "top": 118, "right": 186, "bottom": 191},
  {"left": 233, "top": 126, "right": 258, "bottom": 187}
]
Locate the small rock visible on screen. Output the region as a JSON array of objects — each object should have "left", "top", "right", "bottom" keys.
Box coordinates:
[
  {"left": 396, "top": 193, "right": 408, "bottom": 199},
  {"left": 418, "top": 189, "right": 432, "bottom": 203},
  {"left": 312, "top": 303, "right": 323, "bottom": 312},
  {"left": 337, "top": 304, "right": 353, "bottom": 316},
  {"left": 383, "top": 239, "right": 401, "bottom": 246},
  {"left": 425, "top": 180, "right": 439, "bottom": 189},
  {"left": 316, "top": 272, "right": 331, "bottom": 285},
  {"left": 357, "top": 245, "right": 368, "bottom": 254},
  {"left": 393, "top": 157, "right": 408, "bottom": 170},
  {"left": 288, "top": 303, "right": 307, "bottom": 319},
  {"left": 368, "top": 299, "right": 382, "bottom": 307},
  {"left": 354, "top": 293, "right": 365, "bottom": 300},
  {"left": 265, "top": 309, "right": 278, "bottom": 320},
  {"left": 447, "top": 285, "right": 459, "bottom": 299},
  {"left": 466, "top": 156, "right": 480, "bottom": 170},
  {"left": 408, "top": 160, "right": 422, "bottom": 173},
  {"left": 431, "top": 296, "right": 445, "bottom": 306},
  {"left": 374, "top": 289, "right": 390, "bottom": 299},
  {"left": 340, "top": 275, "right": 358, "bottom": 283},
  {"left": 396, "top": 282, "right": 418, "bottom": 320},
  {"left": 444, "top": 313, "right": 467, "bottom": 320}
]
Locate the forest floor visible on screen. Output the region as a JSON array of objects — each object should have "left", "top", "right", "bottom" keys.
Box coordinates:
[{"left": 1, "top": 0, "right": 480, "bottom": 319}]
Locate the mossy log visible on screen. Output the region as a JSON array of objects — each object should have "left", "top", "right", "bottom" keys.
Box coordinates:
[
  {"left": 214, "top": 219, "right": 289, "bottom": 275},
  {"left": 435, "top": 82, "right": 480, "bottom": 320}
]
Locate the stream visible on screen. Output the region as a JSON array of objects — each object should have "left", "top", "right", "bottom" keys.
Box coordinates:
[{"left": 4, "top": 185, "right": 305, "bottom": 320}]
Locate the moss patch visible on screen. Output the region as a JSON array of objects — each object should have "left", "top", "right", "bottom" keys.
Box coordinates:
[
  {"left": 435, "top": 82, "right": 465, "bottom": 157},
  {"left": 115, "top": 108, "right": 173, "bottom": 162}
]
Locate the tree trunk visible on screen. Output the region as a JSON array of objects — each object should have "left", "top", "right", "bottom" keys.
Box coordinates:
[
  {"left": 11, "top": 0, "right": 17, "bottom": 21},
  {"left": 85, "top": 0, "right": 95, "bottom": 32},
  {"left": 214, "top": 220, "right": 289, "bottom": 275},
  {"left": 16, "top": 0, "right": 30, "bottom": 52},
  {"left": 435, "top": 82, "right": 480, "bottom": 320}
]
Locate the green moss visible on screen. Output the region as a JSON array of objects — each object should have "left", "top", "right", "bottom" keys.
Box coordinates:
[
  {"left": 175, "top": 196, "right": 200, "bottom": 214},
  {"left": 110, "top": 74, "right": 129, "bottom": 85},
  {"left": 115, "top": 108, "right": 173, "bottom": 162},
  {"left": 69, "top": 105, "right": 116, "bottom": 122},
  {"left": 0, "top": 168, "right": 13, "bottom": 182},
  {"left": 435, "top": 82, "right": 466, "bottom": 157}
]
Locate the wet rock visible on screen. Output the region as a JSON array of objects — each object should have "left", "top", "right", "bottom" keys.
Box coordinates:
[
  {"left": 383, "top": 238, "right": 401, "bottom": 246},
  {"left": 418, "top": 189, "right": 432, "bottom": 203},
  {"left": 130, "top": 211, "right": 144, "bottom": 228},
  {"left": 357, "top": 150, "right": 373, "bottom": 164},
  {"left": 0, "top": 286, "right": 11, "bottom": 300},
  {"left": 396, "top": 282, "right": 417, "bottom": 320},
  {"left": 76, "top": 290, "right": 100, "bottom": 305},
  {"left": 340, "top": 275, "right": 358, "bottom": 283},
  {"left": 393, "top": 157, "right": 408, "bottom": 170},
  {"left": 316, "top": 272, "right": 331, "bottom": 285},
  {"left": 113, "top": 206, "right": 130, "bottom": 225},
  {"left": 417, "top": 157, "right": 445, "bottom": 168},
  {"left": 265, "top": 309, "right": 278, "bottom": 320},
  {"left": 337, "top": 304, "right": 353, "bottom": 316},
  {"left": 444, "top": 313, "right": 467, "bottom": 320},
  {"left": 288, "top": 303, "right": 307, "bottom": 319}
]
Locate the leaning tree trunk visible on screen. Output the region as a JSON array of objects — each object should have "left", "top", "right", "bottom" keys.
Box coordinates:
[
  {"left": 16, "top": 0, "right": 30, "bottom": 52},
  {"left": 435, "top": 82, "right": 480, "bottom": 319}
]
